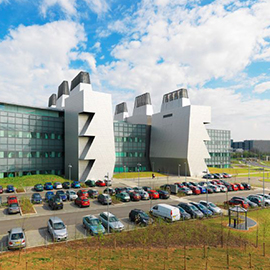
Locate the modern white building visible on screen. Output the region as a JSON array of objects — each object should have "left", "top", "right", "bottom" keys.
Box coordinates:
[{"left": 49, "top": 71, "right": 115, "bottom": 181}]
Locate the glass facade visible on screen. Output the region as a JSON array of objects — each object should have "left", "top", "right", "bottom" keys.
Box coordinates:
[
  {"left": 0, "top": 103, "right": 64, "bottom": 178},
  {"left": 205, "top": 129, "right": 231, "bottom": 168},
  {"left": 113, "top": 121, "right": 150, "bottom": 173}
]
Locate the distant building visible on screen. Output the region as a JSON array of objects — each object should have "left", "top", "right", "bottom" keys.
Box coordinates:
[{"left": 231, "top": 140, "right": 270, "bottom": 153}]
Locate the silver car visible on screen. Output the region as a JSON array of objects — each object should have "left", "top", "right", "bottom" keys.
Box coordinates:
[
  {"left": 138, "top": 190, "right": 149, "bottom": 200},
  {"left": 8, "top": 202, "right": 20, "bottom": 214},
  {"left": 8, "top": 227, "right": 26, "bottom": 250},
  {"left": 47, "top": 217, "right": 68, "bottom": 241},
  {"left": 99, "top": 212, "right": 124, "bottom": 232},
  {"left": 66, "top": 190, "right": 78, "bottom": 201}
]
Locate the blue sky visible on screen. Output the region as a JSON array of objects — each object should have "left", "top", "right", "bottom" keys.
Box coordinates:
[{"left": 0, "top": 0, "right": 270, "bottom": 140}]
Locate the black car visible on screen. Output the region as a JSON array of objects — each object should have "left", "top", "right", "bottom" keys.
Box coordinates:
[
  {"left": 31, "top": 193, "right": 43, "bottom": 204},
  {"left": 241, "top": 183, "right": 251, "bottom": 190},
  {"left": 172, "top": 205, "right": 191, "bottom": 220},
  {"left": 115, "top": 187, "right": 125, "bottom": 194},
  {"left": 62, "top": 182, "right": 70, "bottom": 189},
  {"left": 142, "top": 186, "right": 151, "bottom": 192},
  {"left": 88, "top": 189, "right": 99, "bottom": 198},
  {"left": 129, "top": 209, "right": 153, "bottom": 226},
  {"left": 220, "top": 180, "right": 233, "bottom": 191},
  {"left": 157, "top": 190, "right": 170, "bottom": 199},
  {"left": 34, "top": 184, "right": 44, "bottom": 192},
  {"left": 178, "top": 202, "right": 204, "bottom": 219},
  {"left": 48, "top": 196, "right": 63, "bottom": 210}
]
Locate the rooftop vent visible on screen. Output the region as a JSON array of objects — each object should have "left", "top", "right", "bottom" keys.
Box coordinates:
[{"left": 70, "top": 71, "right": 91, "bottom": 91}]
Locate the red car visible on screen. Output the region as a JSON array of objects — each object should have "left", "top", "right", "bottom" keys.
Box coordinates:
[
  {"left": 225, "top": 198, "right": 249, "bottom": 209},
  {"left": 129, "top": 192, "right": 141, "bottom": 201},
  {"left": 77, "top": 189, "right": 89, "bottom": 198},
  {"left": 174, "top": 182, "right": 185, "bottom": 188},
  {"left": 7, "top": 195, "right": 18, "bottom": 204},
  {"left": 95, "top": 180, "right": 106, "bottom": 187},
  {"left": 190, "top": 186, "right": 201, "bottom": 195},
  {"left": 75, "top": 196, "right": 90, "bottom": 208},
  {"left": 231, "top": 184, "right": 239, "bottom": 191},
  {"left": 148, "top": 190, "right": 159, "bottom": 199},
  {"left": 235, "top": 183, "right": 244, "bottom": 190},
  {"left": 0, "top": 185, "right": 3, "bottom": 194}
]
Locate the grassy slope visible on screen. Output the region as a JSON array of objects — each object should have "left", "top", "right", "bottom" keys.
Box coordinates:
[
  {"left": 113, "top": 171, "right": 166, "bottom": 179},
  {"left": 0, "top": 175, "right": 67, "bottom": 188}
]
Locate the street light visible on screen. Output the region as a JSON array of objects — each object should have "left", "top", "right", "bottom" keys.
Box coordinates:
[
  {"left": 68, "top": 164, "right": 72, "bottom": 181},
  {"left": 123, "top": 165, "right": 126, "bottom": 179},
  {"left": 248, "top": 164, "right": 250, "bottom": 186},
  {"left": 263, "top": 167, "right": 265, "bottom": 208},
  {"left": 184, "top": 162, "right": 187, "bottom": 181},
  {"left": 152, "top": 162, "right": 155, "bottom": 173},
  {"left": 178, "top": 164, "right": 181, "bottom": 177},
  {"left": 137, "top": 163, "right": 141, "bottom": 187}
]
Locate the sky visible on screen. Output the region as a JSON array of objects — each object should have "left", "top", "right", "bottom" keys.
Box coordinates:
[{"left": 0, "top": 0, "right": 270, "bottom": 140}]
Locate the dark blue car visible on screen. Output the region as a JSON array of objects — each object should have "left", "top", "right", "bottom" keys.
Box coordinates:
[
  {"left": 71, "top": 181, "right": 80, "bottom": 188},
  {"left": 44, "top": 182, "right": 53, "bottom": 190},
  {"left": 45, "top": 191, "right": 54, "bottom": 202},
  {"left": 56, "top": 190, "right": 67, "bottom": 201},
  {"left": 6, "top": 185, "right": 15, "bottom": 193}
]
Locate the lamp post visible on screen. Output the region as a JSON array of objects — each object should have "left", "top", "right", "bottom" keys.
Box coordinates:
[
  {"left": 263, "top": 167, "right": 265, "bottom": 208},
  {"left": 137, "top": 163, "right": 141, "bottom": 187},
  {"left": 184, "top": 162, "right": 187, "bottom": 181},
  {"left": 123, "top": 165, "right": 126, "bottom": 179},
  {"left": 152, "top": 162, "right": 155, "bottom": 173},
  {"left": 68, "top": 164, "right": 72, "bottom": 181},
  {"left": 178, "top": 164, "right": 181, "bottom": 177},
  {"left": 248, "top": 164, "right": 250, "bottom": 186}
]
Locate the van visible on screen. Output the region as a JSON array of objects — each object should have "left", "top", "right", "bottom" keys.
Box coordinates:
[{"left": 150, "top": 204, "right": 180, "bottom": 222}]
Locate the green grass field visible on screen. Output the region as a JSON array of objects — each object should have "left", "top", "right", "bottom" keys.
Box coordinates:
[{"left": 113, "top": 171, "right": 166, "bottom": 179}]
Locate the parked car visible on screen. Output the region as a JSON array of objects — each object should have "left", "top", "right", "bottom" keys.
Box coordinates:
[
  {"left": 208, "top": 184, "right": 220, "bottom": 193},
  {"left": 45, "top": 191, "right": 54, "bottom": 202},
  {"left": 34, "top": 184, "right": 44, "bottom": 192},
  {"left": 142, "top": 186, "right": 151, "bottom": 192},
  {"left": 190, "top": 202, "right": 213, "bottom": 216},
  {"left": 241, "top": 182, "right": 251, "bottom": 190},
  {"left": 115, "top": 187, "right": 125, "bottom": 194},
  {"left": 189, "top": 186, "right": 201, "bottom": 195},
  {"left": 160, "top": 184, "right": 178, "bottom": 194},
  {"left": 77, "top": 189, "right": 89, "bottom": 198},
  {"left": 157, "top": 190, "right": 170, "bottom": 199},
  {"left": 124, "top": 187, "right": 134, "bottom": 193},
  {"left": 97, "top": 194, "right": 112, "bottom": 205},
  {"left": 47, "top": 217, "right": 68, "bottom": 241},
  {"left": 0, "top": 185, "right": 3, "bottom": 194},
  {"left": 8, "top": 227, "right": 26, "bottom": 250},
  {"left": 74, "top": 196, "right": 90, "bottom": 208},
  {"left": 7, "top": 196, "right": 20, "bottom": 214},
  {"left": 220, "top": 181, "right": 233, "bottom": 191},
  {"left": 85, "top": 180, "right": 96, "bottom": 187},
  {"left": 178, "top": 202, "right": 204, "bottom": 219},
  {"left": 44, "top": 182, "right": 53, "bottom": 190},
  {"left": 116, "top": 192, "right": 130, "bottom": 202},
  {"left": 150, "top": 204, "right": 180, "bottom": 222},
  {"left": 137, "top": 190, "right": 149, "bottom": 200},
  {"left": 222, "top": 173, "right": 232, "bottom": 178},
  {"left": 95, "top": 180, "right": 106, "bottom": 187},
  {"left": 224, "top": 198, "right": 249, "bottom": 209},
  {"left": 48, "top": 196, "right": 63, "bottom": 210},
  {"left": 148, "top": 190, "right": 159, "bottom": 199},
  {"left": 103, "top": 188, "right": 116, "bottom": 196},
  {"left": 129, "top": 209, "right": 153, "bottom": 226},
  {"left": 231, "top": 184, "right": 239, "bottom": 191},
  {"left": 247, "top": 195, "right": 262, "bottom": 206},
  {"left": 199, "top": 201, "right": 222, "bottom": 214},
  {"left": 217, "top": 184, "right": 227, "bottom": 192},
  {"left": 66, "top": 190, "right": 78, "bottom": 201},
  {"left": 71, "top": 181, "right": 81, "bottom": 188},
  {"left": 129, "top": 192, "right": 141, "bottom": 201},
  {"left": 83, "top": 215, "right": 105, "bottom": 235},
  {"left": 174, "top": 182, "right": 185, "bottom": 188},
  {"left": 253, "top": 194, "right": 270, "bottom": 206},
  {"left": 213, "top": 173, "right": 222, "bottom": 179},
  {"left": 235, "top": 183, "right": 245, "bottom": 190},
  {"left": 6, "top": 185, "right": 15, "bottom": 193},
  {"left": 62, "top": 182, "right": 70, "bottom": 189},
  {"left": 172, "top": 205, "right": 191, "bottom": 220},
  {"left": 231, "top": 196, "right": 257, "bottom": 208},
  {"left": 53, "top": 182, "right": 63, "bottom": 189},
  {"left": 56, "top": 190, "right": 67, "bottom": 201},
  {"left": 88, "top": 189, "right": 99, "bottom": 198},
  {"left": 99, "top": 212, "right": 124, "bottom": 232},
  {"left": 133, "top": 187, "right": 144, "bottom": 193},
  {"left": 31, "top": 193, "right": 43, "bottom": 204},
  {"left": 104, "top": 178, "right": 112, "bottom": 186},
  {"left": 178, "top": 187, "right": 192, "bottom": 195},
  {"left": 203, "top": 174, "right": 214, "bottom": 179}
]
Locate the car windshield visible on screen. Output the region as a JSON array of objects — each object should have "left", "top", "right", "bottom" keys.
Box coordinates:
[
  {"left": 90, "top": 219, "right": 100, "bottom": 226},
  {"left": 11, "top": 233, "right": 23, "bottom": 240},
  {"left": 198, "top": 204, "right": 207, "bottom": 211},
  {"left": 55, "top": 197, "right": 61, "bottom": 203},
  {"left": 109, "top": 216, "right": 119, "bottom": 222},
  {"left": 82, "top": 199, "right": 89, "bottom": 202},
  {"left": 57, "top": 191, "right": 64, "bottom": 195},
  {"left": 53, "top": 222, "right": 65, "bottom": 230},
  {"left": 33, "top": 194, "right": 40, "bottom": 198},
  {"left": 189, "top": 205, "right": 198, "bottom": 211},
  {"left": 209, "top": 202, "right": 216, "bottom": 208},
  {"left": 70, "top": 191, "right": 76, "bottom": 195},
  {"left": 140, "top": 212, "right": 149, "bottom": 219},
  {"left": 37, "top": 184, "right": 42, "bottom": 187},
  {"left": 46, "top": 183, "right": 52, "bottom": 185},
  {"left": 9, "top": 203, "right": 18, "bottom": 207},
  {"left": 178, "top": 207, "right": 185, "bottom": 213}
]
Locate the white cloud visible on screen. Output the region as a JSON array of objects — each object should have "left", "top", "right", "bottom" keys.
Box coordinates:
[
  {"left": 83, "top": 0, "right": 109, "bottom": 16},
  {"left": 41, "top": 0, "right": 77, "bottom": 17},
  {"left": 0, "top": 21, "right": 88, "bottom": 106},
  {"left": 254, "top": 81, "right": 270, "bottom": 94}
]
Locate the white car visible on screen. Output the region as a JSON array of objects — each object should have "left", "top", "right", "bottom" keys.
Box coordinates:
[
  {"left": 217, "top": 184, "right": 227, "bottom": 192},
  {"left": 256, "top": 194, "right": 270, "bottom": 205},
  {"left": 199, "top": 200, "right": 222, "bottom": 215},
  {"left": 66, "top": 190, "right": 78, "bottom": 201},
  {"left": 53, "top": 182, "right": 63, "bottom": 189},
  {"left": 208, "top": 184, "right": 220, "bottom": 193},
  {"left": 47, "top": 217, "right": 68, "bottom": 242},
  {"left": 137, "top": 190, "right": 149, "bottom": 200}
]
